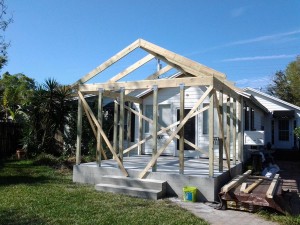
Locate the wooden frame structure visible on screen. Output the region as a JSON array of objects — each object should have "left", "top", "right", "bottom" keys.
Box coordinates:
[{"left": 73, "top": 39, "right": 244, "bottom": 179}]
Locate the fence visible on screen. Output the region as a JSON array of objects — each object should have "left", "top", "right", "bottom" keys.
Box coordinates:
[{"left": 0, "top": 122, "right": 21, "bottom": 158}]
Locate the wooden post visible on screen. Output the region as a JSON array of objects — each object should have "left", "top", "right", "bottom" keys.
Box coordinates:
[
  {"left": 232, "top": 98, "right": 237, "bottom": 165},
  {"left": 226, "top": 96, "right": 231, "bottom": 162},
  {"left": 209, "top": 90, "right": 214, "bottom": 177},
  {"left": 126, "top": 102, "right": 132, "bottom": 156},
  {"left": 119, "top": 88, "right": 125, "bottom": 163},
  {"left": 138, "top": 103, "right": 143, "bottom": 155},
  {"left": 179, "top": 84, "right": 185, "bottom": 174},
  {"left": 76, "top": 93, "right": 83, "bottom": 165},
  {"left": 97, "top": 88, "right": 103, "bottom": 167},
  {"left": 218, "top": 90, "right": 224, "bottom": 172},
  {"left": 152, "top": 85, "right": 158, "bottom": 172},
  {"left": 113, "top": 100, "right": 119, "bottom": 158},
  {"left": 237, "top": 97, "right": 244, "bottom": 162}
]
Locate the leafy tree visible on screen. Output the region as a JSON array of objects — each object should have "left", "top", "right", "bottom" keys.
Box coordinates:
[
  {"left": 0, "top": 72, "right": 35, "bottom": 121},
  {"left": 22, "top": 78, "right": 73, "bottom": 156},
  {"left": 0, "top": 0, "right": 13, "bottom": 69},
  {"left": 267, "top": 56, "right": 300, "bottom": 107}
]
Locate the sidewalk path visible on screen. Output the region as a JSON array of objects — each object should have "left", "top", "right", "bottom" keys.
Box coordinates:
[{"left": 169, "top": 198, "right": 278, "bottom": 225}]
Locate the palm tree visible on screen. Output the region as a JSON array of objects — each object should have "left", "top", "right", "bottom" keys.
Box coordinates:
[{"left": 23, "top": 78, "right": 73, "bottom": 155}]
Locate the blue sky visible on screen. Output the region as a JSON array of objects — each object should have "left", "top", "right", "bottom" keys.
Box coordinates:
[{"left": 3, "top": 0, "right": 300, "bottom": 89}]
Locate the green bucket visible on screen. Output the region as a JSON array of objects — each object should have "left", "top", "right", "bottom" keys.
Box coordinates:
[{"left": 183, "top": 186, "right": 197, "bottom": 202}]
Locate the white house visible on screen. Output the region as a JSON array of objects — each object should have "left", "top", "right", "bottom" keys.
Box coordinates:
[{"left": 244, "top": 87, "right": 300, "bottom": 150}]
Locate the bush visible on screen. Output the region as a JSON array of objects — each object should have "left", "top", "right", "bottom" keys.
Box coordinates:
[{"left": 33, "top": 153, "right": 61, "bottom": 167}]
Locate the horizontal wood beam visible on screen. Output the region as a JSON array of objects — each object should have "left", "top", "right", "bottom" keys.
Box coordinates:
[
  {"left": 80, "top": 90, "right": 142, "bottom": 104},
  {"left": 79, "top": 77, "right": 213, "bottom": 91},
  {"left": 72, "top": 39, "right": 140, "bottom": 86},
  {"left": 108, "top": 54, "right": 155, "bottom": 83}
]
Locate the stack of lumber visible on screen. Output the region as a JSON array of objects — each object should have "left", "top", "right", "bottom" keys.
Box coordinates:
[{"left": 219, "top": 170, "right": 286, "bottom": 213}]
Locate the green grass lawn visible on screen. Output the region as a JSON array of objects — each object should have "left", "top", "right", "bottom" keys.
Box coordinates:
[{"left": 0, "top": 160, "right": 209, "bottom": 225}]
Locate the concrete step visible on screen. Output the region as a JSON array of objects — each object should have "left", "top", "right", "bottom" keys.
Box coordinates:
[
  {"left": 95, "top": 176, "right": 167, "bottom": 199},
  {"left": 100, "top": 175, "right": 166, "bottom": 191},
  {"left": 95, "top": 184, "right": 164, "bottom": 200}
]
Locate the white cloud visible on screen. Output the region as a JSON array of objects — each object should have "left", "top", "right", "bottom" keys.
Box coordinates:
[
  {"left": 221, "top": 54, "right": 297, "bottom": 62},
  {"left": 231, "top": 7, "right": 248, "bottom": 18},
  {"left": 187, "top": 29, "right": 300, "bottom": 56},
  {"left": 226, "top": 30, "right": 300, "bottom": 46},
  {"left": 235, "top": 76, "right": 270, "bottom": 88}
]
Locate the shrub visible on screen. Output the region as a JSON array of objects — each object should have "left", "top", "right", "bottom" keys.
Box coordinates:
[{"left": 33, "top": 153, "right": 61, "bottom": 167}]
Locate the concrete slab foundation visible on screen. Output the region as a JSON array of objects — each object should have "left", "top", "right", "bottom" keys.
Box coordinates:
[{"left": 73, "top": 155, "right": 243, "bottom": 202}]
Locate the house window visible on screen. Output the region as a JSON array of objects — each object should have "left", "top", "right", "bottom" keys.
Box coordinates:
[
  {"left": 145, "top": 104, "right": 171, "bottom": 133},
  {"left": 203, "top": 103, "right": 209, "bottom": 134},
  {"left": 278, "top": 119, "right": 289, "bottom": 141}
]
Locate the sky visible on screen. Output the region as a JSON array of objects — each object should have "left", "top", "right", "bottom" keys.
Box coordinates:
[{"left": 3, "top": 0, "right": 300, "bottom": 89}]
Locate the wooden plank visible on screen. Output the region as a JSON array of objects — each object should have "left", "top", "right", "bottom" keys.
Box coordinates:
[
  {"left": 266, "top": 174, "right": 280, "bottom": 199},
  {"left": 79, "top": 76, "right": 213, "bottom": 91},
  {"left": 97, "top": 89, "right": 103, "bottom": 166},
  {"left": 138, "top": 86, "right": 213, "bottom": 179},
  {"left": 113, "top": 101, "right": 118, "bottom": 158},
  {"left": 232, "top": 98, "right": 237, "bottom": 164},
  {"left": 152, "top": 85, "right": 158, "bottom": 172},
  {"left": 218, "top": 90, "right": 224, "bottom": 172},
  {"left": 72, "top": 39, "right": 140, "bottom": 86},
  {"left": 126, "top": 102, "right": 132, "bottom": 156},
  {"left": 124, "top": 65, "right": 174, "bottom": 96},
  {"left": 226, "top": 96, "right": 231, "bottom": 164},
  {"left": 139, "top": 39, "right": 226, "bottom": 78},
  {"left": 81, "top": 90, "right": 142, "bottom": 104},
  {"left": 179, "top": 84, "right": 185, "bottom": 175},
  {"left": 119, "top": 88, "right": 125, "bottom": 162},
  {"left": 213, "top": 77, "right": 240, "bottom": 99},
  {"left": 209, "top": 90, "right": 214, "bottom": 177},
  {"left": 78, "top": 91, "right": 128, "bottom": 176},
  {"left": 97, "top": 89, "right": 103, "bottom": 167},
  {"left": 138, "top": 103, "right": 143, "bottom": 155},
  {"left": 237, "top": 96, "right": 244, "bottom": 162},
  {"left": 240, "top": 182, "right": 248, "bottom": 192},
  {"left": 243, "top": 178, "right": 263, "bottom": 194},
  {"left": 76, "top": 94, "right": 83, "bottom": 165},
  {"left": 213, "top": 90, "right": 231, "bottom": 173},
  {"left": 146, "top": 64, "right": 173, "bottom": 80},
  {"left": 221, "top": 170, "right": 252, "bottom": 193},
  {"left": 108, "top": 54, "right": 155, "bottom": 82}
]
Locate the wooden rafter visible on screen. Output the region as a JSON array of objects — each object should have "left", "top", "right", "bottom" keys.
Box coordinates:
[
  {"left": 72, "top": 39, "right": 140, "bottom": 86},
  {"left": 108, "top": 54, "right": 155, "bottom": 83},
  {"left": 139, "top": 39, "right": 226, "bottom": 79}
]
